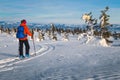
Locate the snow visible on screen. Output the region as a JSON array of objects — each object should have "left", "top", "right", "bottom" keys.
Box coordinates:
[{"left": 0, "top": 31, "right": 120, "bottom": 80}]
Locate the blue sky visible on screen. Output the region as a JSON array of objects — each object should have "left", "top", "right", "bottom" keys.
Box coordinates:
[{"left": 0, "top": 0, "right": 120, "bottom": 24}]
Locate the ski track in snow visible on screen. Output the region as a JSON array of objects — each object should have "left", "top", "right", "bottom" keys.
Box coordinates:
[{"left": 0, "top": 44, "right": 55, "bottom": 72}]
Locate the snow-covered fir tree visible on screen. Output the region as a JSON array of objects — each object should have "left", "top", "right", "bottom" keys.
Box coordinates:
[
  {"left": 81, "top": 12, "right": 97, "bottom": 43},
  {"left": 99, "top": 6, "right": 113, "bottom": 45},
  {"left": 62, "top": 32, "right": 69, "bottom": 41},
  {"left": 50, "top": 23, "right": 57, "bottom": 41},
  {"left": 37, "top": 31, "right": 44, "bottom": 41}
]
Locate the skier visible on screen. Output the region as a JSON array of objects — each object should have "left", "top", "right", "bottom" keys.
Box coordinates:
[{"left": 16, "top": 19, "right": 33, "bottom": 59}]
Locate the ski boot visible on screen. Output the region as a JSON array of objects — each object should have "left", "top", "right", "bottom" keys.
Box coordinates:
[
  {"left": 25, "top": 53, "right": 30, "bottom": 58},
  {"left": 19, "top": 55, "right": 25, "bottom": 59}
]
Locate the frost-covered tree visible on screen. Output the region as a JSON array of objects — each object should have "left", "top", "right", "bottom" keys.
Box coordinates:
[
  {"left": 11, "top": 27, "right": 17, "bottom": 37},
  {"left": 82, "top": 12, "right": 97, "bottom": 35},
  {"left": 81, "top": 6, "right": 112, "bottom": 46},
  {"left": 38, "top": 31, "right": 44, "bottom": 41},
  {"left": 81, "top": 12, "right": 97, "bottom": 43},
  {"left": 49, "top": 23, "right": 58, "bottom": 41},
  {"left": 99, "top": 6, "right": 113, "bottom": 45},
  {"left": 62, "top": 32, "right": 69, "bottom": 41},
  {"left": 51, "top": 33, "right": 57, "bottom": 41},
  {"left": 99, "top": 6, "right": 110, "bottom": 39},
  {"left": 99, "top": 6, "right": 110, "bottom": 28},
  {"left": 6, "top": 28, "right": 11, "bottom": 35},
  {"left": 50, "top": 23, "right": 56, "bottom": 34}
]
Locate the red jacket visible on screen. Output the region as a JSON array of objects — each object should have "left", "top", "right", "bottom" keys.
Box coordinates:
[{"left": 19, "top": 23, "right": 32, "bottom": 40}]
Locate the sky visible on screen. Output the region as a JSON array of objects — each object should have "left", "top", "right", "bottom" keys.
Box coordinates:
[{"left": 0, "top": 0, "right": 120, "bottom": 24}]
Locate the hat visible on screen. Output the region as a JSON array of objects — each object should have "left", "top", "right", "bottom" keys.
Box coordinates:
[{"left": 21, "top": 19, "right": 26, "bottom": 23}]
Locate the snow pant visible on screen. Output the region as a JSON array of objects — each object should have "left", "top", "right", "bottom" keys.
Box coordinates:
[{"left": 19, "top": 39, "right": 30, "bottom": 56}]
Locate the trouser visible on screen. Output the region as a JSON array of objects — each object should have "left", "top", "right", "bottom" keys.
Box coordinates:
[{"left": 19, "top": 39, "right": 30, "bottom": 56}]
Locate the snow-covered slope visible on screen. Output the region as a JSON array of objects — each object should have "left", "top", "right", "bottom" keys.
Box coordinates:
[{"left": 0, "top": 31, "right": 120, "bottom": 80}]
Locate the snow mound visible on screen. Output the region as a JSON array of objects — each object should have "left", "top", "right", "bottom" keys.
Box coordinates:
[
  {"left": 99, "top": 38, "right": 109, "bottom": 47},
  {"left": 81, "top": 35, "right": 110, "bottom": 47}
]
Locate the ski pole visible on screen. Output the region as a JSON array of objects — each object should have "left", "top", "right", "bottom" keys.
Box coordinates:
[
  {"left": 32, "top": 37, "right": 36, "bottom": 56},
  {"left": 32, "top": 29, "right": 36, "bottom": 56}
]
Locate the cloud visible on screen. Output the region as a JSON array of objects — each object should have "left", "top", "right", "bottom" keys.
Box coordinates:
[{"left": 0, "top": 0, "right": 120, "bottom": 24}]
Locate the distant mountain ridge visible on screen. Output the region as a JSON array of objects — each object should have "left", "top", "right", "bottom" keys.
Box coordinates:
[{"left": 0, "top": 21, "right": 120, "bottom": 33}]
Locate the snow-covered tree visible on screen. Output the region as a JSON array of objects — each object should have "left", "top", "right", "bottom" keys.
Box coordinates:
[
  {"left": 38, "top": 31, "right": 44, "bottom": 41},
  {"left": 50, "top": 23, "right": 56, "bottom": 34},
  {"left": 11, "top": 27, "right": 17, "bottom": 37},
  {"left": 81, "top": 12, "right": 97, "bottom": 43},
  {"left": 51, "top": 33, "right": 57, "bottom": 41},
  {"left": 62, "top": 32, "right": 69, "bottom": 41},
  {"left": 99, "top": 6, "right": 112, "bottom": 45},
  {"left": 99, "top": 6, "right": 111, "bottom": 38},
  {"left": 82, "top": 12, "right": 97, "bottom": 35},
  {"left": 99, "top": 6, "right": 110, "bottom": 29}
]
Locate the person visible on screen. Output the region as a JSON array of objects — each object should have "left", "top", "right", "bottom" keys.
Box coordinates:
[{"left": 17, "top": 19, "right": 33, "bottom": 59}]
